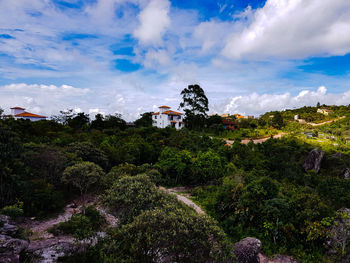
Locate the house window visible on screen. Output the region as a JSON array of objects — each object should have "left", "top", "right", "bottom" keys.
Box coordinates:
[{"left": 155, "top": 116, "right": 157, "bottom": 119}]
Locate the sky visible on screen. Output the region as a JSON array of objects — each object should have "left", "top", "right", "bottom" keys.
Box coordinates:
[{"left": 1, "top": 0, "right": 350, "bottom": 120}]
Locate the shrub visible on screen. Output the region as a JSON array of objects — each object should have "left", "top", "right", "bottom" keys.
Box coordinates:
[
  {"left": 1, "top": 202, "right": 24, "bottom": 219},
  {"left": 49, "top": 206, "right": 105, "bottom": 240}
]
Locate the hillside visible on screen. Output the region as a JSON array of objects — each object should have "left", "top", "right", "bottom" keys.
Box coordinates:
[{"left": 0, "top": 106, "right": 350, "bottom": 263}]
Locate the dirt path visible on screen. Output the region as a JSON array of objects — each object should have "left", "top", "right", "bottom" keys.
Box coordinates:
[
  {"left": 160, "top": 187, "right": 205, "bottom": 215},
  {"left": 308, "top": 116, "right": 345, "bottom": 126},
  {"left": 20, "top": 195, "right": 94, "bottom": 241},
  {"left": 225, "top": 132, "right": 287, "bottom": 145}
]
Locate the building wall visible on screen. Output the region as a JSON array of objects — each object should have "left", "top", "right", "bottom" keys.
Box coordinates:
[
  {"left": 15, "top": 116, "right": 46, "bottom": 122},
  {"left": 11, "top": 108, "right": 25, "bottom": 115},
  {"left": 152, "top": 114, "right": 184, "bottom": 129}
]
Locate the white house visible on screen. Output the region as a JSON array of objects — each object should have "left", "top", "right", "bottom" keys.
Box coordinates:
[
  {"left": 7, "top": 107, "right": 47, "bottom": 121},
  {"left": 152, "top": 106, "right": 184, "bottom": 129},
  {"left": 317, "top": 108, "right": 333, "bottom": 115}
]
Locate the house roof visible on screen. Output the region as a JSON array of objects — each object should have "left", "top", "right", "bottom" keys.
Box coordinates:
[
  {"left": 159, "top": 106, "right": 170, "bottom": 109},
  {"left": 15, "top": 112, "right": 47, "bottom": 118},
  {"left": 11, "top": 107, "right": 25, "bottom": 110},
  {"left": 152, "top": 112, "right": 160, "bottom": 115},
  {"left": 170, "top": 121, "right": 177, "bottom": 123},
  {"left": 162, "top": 110, "right": 183, "bottom": 115},
  {"left": 234, "top": 114, "right": 245, "bottom": 119}
]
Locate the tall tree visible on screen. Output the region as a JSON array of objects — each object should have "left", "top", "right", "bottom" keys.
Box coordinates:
[
  {"left": 179, "top": 84, "right": 209, "bottom": 130},
  {"left": 135, "top": 112, "right": 153, "bottom": 127}
]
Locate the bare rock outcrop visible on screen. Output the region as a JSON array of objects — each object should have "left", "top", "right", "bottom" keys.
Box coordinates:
[
  {"left": 0, "top": 215, "right": 18, "bottom": 236},
  {"left": 344, "top": 168, "right": 350, "bottom": 179},
  {"left": 234, "top": 237, "right": 262, "bottom": 263},
  {"left": 26, "top": 237, "right": 77, "bottom": 263},
  {"left": 0, "top": 215, "right": 29, "bottom": 263},
  {"left": 303, "top": 148, "right": 325, "bottom": 173}
]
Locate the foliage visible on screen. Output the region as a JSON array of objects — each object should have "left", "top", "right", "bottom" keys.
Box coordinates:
[
  {"left": 179, "top": 84, "right": 209, "bottom": 130},
  {"left": 1, "top": 201, "right": 24, "bottom": 219},
  {"left": 62, "top": 162, "right": 105, "bottom": 196},
  {"left": 134, "top": 112, "right": 153, "bottom": 128},
  {"left": 49, "top": 206, "right": 105, "bottom": 240},
  {"left": 99, "top": 204, "right": 234, "bottom": 263},
  {"left": 102, "top": 174, "right": 172, "bottom": 224}
]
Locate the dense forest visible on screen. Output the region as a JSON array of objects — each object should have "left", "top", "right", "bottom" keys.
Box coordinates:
[{"left": 1, "top": 89, "right": 350, "bottom": 263}]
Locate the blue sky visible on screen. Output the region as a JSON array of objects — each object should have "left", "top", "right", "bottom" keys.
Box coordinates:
[{"left": 1, "top": 0, "right": 350, "bottom": 120}]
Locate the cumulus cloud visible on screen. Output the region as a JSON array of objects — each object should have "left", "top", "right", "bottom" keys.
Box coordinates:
[
  {"left": 1, "top": 83, "right": 90, "bottom": 116},
  {"left": 223, "top": 0, "right": 350, "bottom": 59},
  {"left": 224, "top": 86, "right": 350, "bottom": 116},
  {"left": 133, "top": 0, "right": 170, "bottom": 45},
  {"left": 194, "top": 20, "right": 232, "bottom": 53}
]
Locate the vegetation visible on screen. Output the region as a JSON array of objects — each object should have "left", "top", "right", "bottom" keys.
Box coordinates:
[{"left": 1, "top": 98, "right": 350, "bottom": 262}]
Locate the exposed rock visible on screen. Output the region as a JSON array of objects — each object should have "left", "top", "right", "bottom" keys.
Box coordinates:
[
  {"left": 303, "top": 148, "right": 325, "bottom": 173},
  {"left": 0, "top": 234, "right": 29, "bottom": 263},
  {"left": 234, "top": 237, "right": 262, "bottom": 263},
  {"left": 26, "top": 237, "right": 78, "bottom": 263},
  {"left": 344, "top": 168, "right": 350, "bottom": 179},
  {"left": 259, "top": 254, "right": 299, "bottom": 263}
]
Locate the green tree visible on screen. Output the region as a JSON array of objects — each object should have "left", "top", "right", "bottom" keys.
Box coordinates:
[
  {"left": 271, "top": 111, "right": 284, "bottom": 129},
  {"left": 179, "top": 84, "right": 209, "bottom": 130},
  {"left": 68, "top": 142, "right": 109, "bottom": 170},
  {"left": 68, "top": 112, "right": 90, "bottom": 130},
  {"left": 135, "top": 112, "right": 153, "bottom": 128},
  {"left": 90, "top": 113, "right": 105, "bottom": 130},
  {"left": 62, "top": 162, "right": 104, "bottom": 210},
  {"left": 102, "top": 174, "right": 170, "bottom": 223},
  {"left": 100, "top": 205, "right": 234, "bottom": 262},
  {"left": 192, "top": 149, "right": 224, "bottom": 183},
  {"left": 156, "top": 147, "right": 193, "bottom": 185}
]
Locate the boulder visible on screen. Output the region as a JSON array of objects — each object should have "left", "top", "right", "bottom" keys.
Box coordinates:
[
  {"left": 0, "top": 214, "right": 19, "bottom": 238},
  {"left": 303, "top": 148, "right": 325, "bottom": 173},
  {"left": 26, "top": 238, "right": 78, "bottom": 263},
  {"left": 0, "top": 234, "right": 29, "bottom": 263},
  {"left": 344, "top": 168, "right": 350, "bottom": 179},
  {"left": 234, "top": 237, "right": 262, "bottom": 263}
]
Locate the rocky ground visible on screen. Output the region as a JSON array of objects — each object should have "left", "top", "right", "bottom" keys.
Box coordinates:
[{"left": 1, "top": 195, "right": 117, "bottom": 263}]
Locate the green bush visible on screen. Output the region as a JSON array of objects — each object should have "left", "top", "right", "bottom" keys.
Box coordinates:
[
  {"left": 1, "top": 202, "right": 24, "bottom": 219},
  {"left": 49, "top": 206, "right": 105, "bottom": 240}
]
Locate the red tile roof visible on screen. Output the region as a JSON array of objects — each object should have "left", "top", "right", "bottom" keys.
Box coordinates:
[
  {"left": 159, "top": 106, "right": 170, "bottom": 109},
  {"left": 152, "top": 112, "right": 160, "bottom": 115},
  {"left": 15, "top": 112, "right": 47, "bottom": 118},
  {"left": 11, "top": 107, "right": 25, "bottom": 110},
  {"left": 170, "top": 121, "right": 177, "bottom": 123}
]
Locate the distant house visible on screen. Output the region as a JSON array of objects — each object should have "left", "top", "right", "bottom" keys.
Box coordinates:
[
  {"left": 317, "top": 108, "right": 333, "bottom": 115},
  {"left": 221, "top": 113, "right": 230, "bottom": 118},
  {"left": 152, "top": 106, "right": 184, "bottom": 129},
  {"left": 5, "top": 107, "right": 47, "bottom": 121},
  {"left": 234, "top": 114, "right": 245, "bottom": 119},
  {"left": 222, "top": 119, "right": 238, "bottom": 130}
]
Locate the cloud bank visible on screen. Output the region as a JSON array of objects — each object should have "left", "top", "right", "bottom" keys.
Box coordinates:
[{"left": 224, "top": 86, "right": 350, "bottom": 116}]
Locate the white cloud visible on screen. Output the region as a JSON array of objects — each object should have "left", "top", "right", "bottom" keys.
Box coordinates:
[
  {"left": 194, "top": 20, "right": 232, "bottom": 53},
  {"left": 223, "top": 0, "right": 350, "bottom": 59},
  {"left": 133, "top": 0, "right": 170, "bottom": 45},
  {"left": 144, "top": 49, "right": 171, "bottom": 68},
  {"left": 1, "top": 83, "right": 90, "bottom": 116},
  {"left": 224, "top": 86, "right": 350, "bottom": 116}
]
